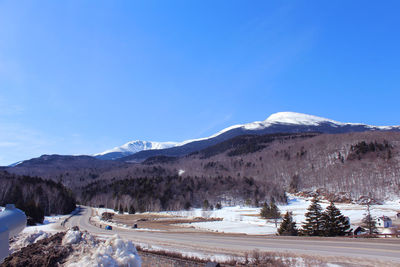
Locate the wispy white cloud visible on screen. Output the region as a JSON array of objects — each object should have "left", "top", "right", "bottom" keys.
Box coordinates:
[
  {"left": 193, "top": 113, "right": 233, "bottom": 139},
  {"left": 0, "top": 141, "right": 18, "bottom": 147}
]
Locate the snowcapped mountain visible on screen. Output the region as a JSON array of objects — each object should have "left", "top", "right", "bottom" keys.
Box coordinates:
[
  {"left": 117, "top": 111, "right": 400, "bottom": 162},
  {"left": 95, "top": 140, "right": 178, "bottom": 160},
  {"left": 175, "top": 112, "right": 400, "bottom": 145},
  {"left": 95, "top": 112, "right": 400, "bottom": 161}
]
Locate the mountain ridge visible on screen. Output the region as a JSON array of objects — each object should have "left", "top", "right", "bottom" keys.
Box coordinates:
[
  {"left": 116, "top": 112, "right": 400, "bottom": 162},
  {"left": 95, "top": 112, "right": 400, "bottom": 161}
]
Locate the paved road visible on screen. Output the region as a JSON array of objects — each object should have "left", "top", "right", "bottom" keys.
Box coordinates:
[{"left": 65, "top": 206, "right": 400, "bottom": 264}]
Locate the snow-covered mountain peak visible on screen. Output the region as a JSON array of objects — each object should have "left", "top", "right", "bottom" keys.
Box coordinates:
[
  {"left": 94, "top": 140, "right": 178, "bottom": 156},
  {"left": 265, "top": 112, "right": 341, "bottom": 126},
  {"left": 94, "top": 111, "right": 400, "bottom": 160}
]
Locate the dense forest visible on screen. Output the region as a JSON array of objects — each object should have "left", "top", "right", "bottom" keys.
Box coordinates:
[
  {"left": 0, "top": 171, "right": 76, "bottom": 224},
  {"left": 143, "top": 132, "right": 400, "bottom": 201},
  {"left": 80, "top": 175, "right": 287, "bottom": 212},
  {"left": 4, "top": 131, "right": 400, "bottom": 206}
]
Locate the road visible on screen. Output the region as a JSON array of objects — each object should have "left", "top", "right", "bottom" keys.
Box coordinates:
[{"left": 65, "top": 206, "right": 400, "bottom": 264}]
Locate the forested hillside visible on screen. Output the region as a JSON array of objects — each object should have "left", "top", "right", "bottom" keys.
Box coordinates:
[
  {"left": 5, "top": 132, "right": 400, "bottom": 208},
  {"left": 0, "top": 171, "right": 76, "bottom": 224},
  {"left": 81, "top": 175, "right": 287, "bottom": 211},
  {"left": 160, "top": 131, "right": 400, "bottom": 201}
]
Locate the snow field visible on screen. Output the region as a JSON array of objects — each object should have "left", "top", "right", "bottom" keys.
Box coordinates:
[{"left": 160, "top": 195, "right": 400, "bottom": 235}]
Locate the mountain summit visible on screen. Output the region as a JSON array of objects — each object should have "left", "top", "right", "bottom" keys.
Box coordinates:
[
  {"left": 95, "top": 140, "right": 178, "bottom": 160},
  {"left": 95, "top": 112, "right": 400, "bottom": 161}
]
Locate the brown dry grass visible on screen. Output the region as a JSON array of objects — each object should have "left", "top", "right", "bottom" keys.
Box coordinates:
[
  {"left": 135, "top": 247, "right": 400, "bottom": 267},
  {"left": 111, "top": 213, "right": 223, "bottom": 231}
]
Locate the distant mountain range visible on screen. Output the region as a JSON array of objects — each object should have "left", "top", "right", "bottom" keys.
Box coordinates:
[
  {"left": 95, "top": 112, "right": 400, "bottom": 162},
  {"left": 6, "top": 112, "right": 400, "bottom": 167},
  {"left": 5, "top": 112, "right": 400, "bottom": 203}
]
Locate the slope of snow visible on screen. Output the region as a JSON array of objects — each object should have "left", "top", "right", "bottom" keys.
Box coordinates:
[
  {"left": 94, "top": 140, "right": 178, "bottom": 156},
  {"left": 177, "top": 111, "right": 400, "bottom": 145},
  {"left": 265, "top": 112, "right": 342, "bottom": 126},
  {"left": 8, "top": 161, "right": 24, "bottom": 167}
]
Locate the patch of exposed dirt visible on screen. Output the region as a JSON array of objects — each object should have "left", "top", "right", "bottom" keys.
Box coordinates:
[
  {"left": 1, "top": 232, "right": 71, "bottom": 267},
  {"left": 111, "top": 213, "right": 223, "bottom": 231}
]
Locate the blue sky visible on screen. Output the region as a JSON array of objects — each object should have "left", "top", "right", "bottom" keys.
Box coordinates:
[{"left": 1, "top": 1, "right": 400, "bottom": 165}]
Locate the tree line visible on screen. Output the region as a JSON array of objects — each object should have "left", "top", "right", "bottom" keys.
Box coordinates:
[
  {"left": 274, "top": 196, "right": 381, "bottom": 237},
  {"left": 0, "top": 171, "right": 76, "bottom": 225},
  {"left": 80, "top": 175, "right": 287, "bottom": 212},
  {"left": 260, "top": 196, "right": 351, "bottom": 236}
]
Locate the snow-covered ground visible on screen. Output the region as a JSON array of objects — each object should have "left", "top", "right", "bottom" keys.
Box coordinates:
[
  {"left": 158, "top": 195, "right": 400, "bottom": 235},
  {"left": 23, "top": 215, "right": 67, "bottom": 234}
]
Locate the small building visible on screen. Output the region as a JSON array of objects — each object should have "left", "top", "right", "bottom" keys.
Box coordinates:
[
  {"left": 353, "top": 226, "right": 364, "bottom": 236},
  {"left": 377, "top": 216, "right": 392, "bottom": 228}
]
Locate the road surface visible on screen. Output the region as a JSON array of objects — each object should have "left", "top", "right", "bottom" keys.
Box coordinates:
[{"left": 65, "top": 206, "right": 400, "bottom": 264}]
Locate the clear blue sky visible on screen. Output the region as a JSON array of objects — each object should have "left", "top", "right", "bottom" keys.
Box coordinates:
[{"left": 1, "top": 1, "right": 400, "bottom": 165}]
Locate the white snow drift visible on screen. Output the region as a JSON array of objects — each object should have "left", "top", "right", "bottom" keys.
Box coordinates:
[{"left": 64, "top": 230, "right": 141, "bottom": 267}]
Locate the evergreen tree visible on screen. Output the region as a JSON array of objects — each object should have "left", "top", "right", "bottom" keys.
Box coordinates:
[
  {"left": 260, "top": 202, "right": 271, "bottom": 219},
  {"left": 278, "top": 211, "right": 298, "bottom": 236},
  {"left": 21, "top": 200, "right": 44, "bottom": 226},
  {"left": 322, "top": 202, "right": 350, "bottom": 236},
  {"left": 129, "top": 205, "right": 136, "bottom": 214},
  {"left": 269, "top": 201, "right": 282, "bottom": 227},
  {"left": 202, "top": 199, "right": 210, "bottom": 210},
  {"left": 184, "top": 201, "right": 191, "bottom": 210},
  {"left": 260, "top": 201, "right": 281, "bottom": 227},
  {"left": 361, "top": 204, "right": 377, "bottom": 235},
  {"left": 302, "top": 196, "right": 323, "bottom": 236}
]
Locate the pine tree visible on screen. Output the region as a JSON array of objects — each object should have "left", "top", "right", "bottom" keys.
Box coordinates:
[
  {"left": 203, "top": 199, "right": 210, "bottom": 210},
  {"left": 302, "top": 196, "right": 323, "bottom": 236},
  {"left": 278, "top": 211, "right": 298, "bottom": 236},
  {"left": 260, "top": 202, "right": 271, "bottom": 219},
  {"left": 129, "top": 205, "right": 136, "bottom": 214},
  {"left": 260, "top": 201, "right": 281, "bottom": 227},
  {"left": 361, "top": 204, "right": 377, "bottom": 235},
  {"left": 269, "top": 202, "right": 282, "bottom": 227},
  {"left": 322, "top": 202, "right": 350, "bottom": 236}
]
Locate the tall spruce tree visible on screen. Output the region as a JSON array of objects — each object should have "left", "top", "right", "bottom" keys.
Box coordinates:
[
  {"left": 278, "top": 211, "right": 298, "bottom": 236},
  {"left": 322, "top": 202, "right": 350, "bottom": 236},
  {"left": 260, "top": 202, "right": 271, "bottom": 218},
  {"left": 302, "top": 196, "right": 323, "bottom": 236},
  {"left": 269, "top": 201, "right": 281, "bottom": 227},
  {"left": 361, "top": 204, "right": 377, "bottom": 235},
  {"left": 129, "top": 204, "right": 136, "bottom": 214},
  {"left": 260, "top": 201, "right": 281, "bottom": 227}
]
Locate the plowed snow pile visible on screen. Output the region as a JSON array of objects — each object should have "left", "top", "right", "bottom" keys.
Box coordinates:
[
  {"left": 63, "top": 229, "right": 141, "bottom": 267},
  {"left": 10, "top": 230, "right": 51, "bottom": 253}
]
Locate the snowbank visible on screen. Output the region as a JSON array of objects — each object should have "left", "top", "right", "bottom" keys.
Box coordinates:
[
  {"left": 10, "top": 230, "right": 51, "bottom": 253},
  {"left": 64, "top": 230, "right": 141, "bottom": 267}
]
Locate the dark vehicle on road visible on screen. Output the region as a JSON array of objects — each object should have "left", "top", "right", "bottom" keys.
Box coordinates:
[{"left": 105, "top": 225, "right": 112, "bottom": 230}]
